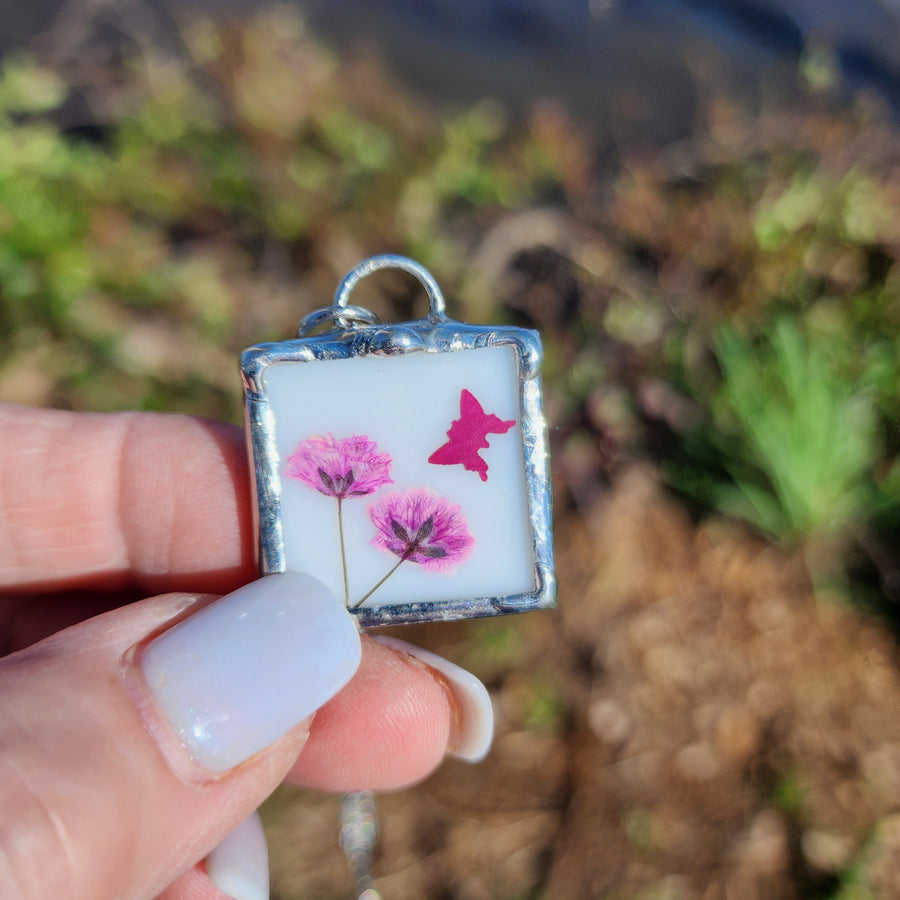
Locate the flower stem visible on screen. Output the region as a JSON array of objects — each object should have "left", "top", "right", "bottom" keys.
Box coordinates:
[
  {"left": 337, "top": 497, "right": 350, "bottom": 605},
  {"left": 352, "top": 553, "right": 409, "bottom": 609}
]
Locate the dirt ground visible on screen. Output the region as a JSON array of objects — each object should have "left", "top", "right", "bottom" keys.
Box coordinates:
[{"left": 262, "top": 466, "right": 900, "bottom": 900}]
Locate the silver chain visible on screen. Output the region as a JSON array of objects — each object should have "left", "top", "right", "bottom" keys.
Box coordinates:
[{"left": 339, "top": 790, "right": 382, "bottom": 900}]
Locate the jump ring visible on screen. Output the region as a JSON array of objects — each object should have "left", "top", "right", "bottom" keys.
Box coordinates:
[
  {"left": 297, "top": 305, "right": 381, "bottom": 338},
  {"left": 333, "top": 255, "right": 447, "bottom": 321}
]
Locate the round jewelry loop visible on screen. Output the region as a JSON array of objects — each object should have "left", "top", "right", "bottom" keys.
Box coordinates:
[
  {"left": 333, "top": 254, "right": 448, "bottom": 321},
  {"left": 297, "top": 304, "right": 381, "bottom": 338}
]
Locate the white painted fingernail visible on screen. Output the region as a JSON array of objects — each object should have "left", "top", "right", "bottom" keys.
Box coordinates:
[
  {"left": 140, "top": 572, "right": 361, "bottom": 772},
  {"left": 206, "top": 811, "right": 269, "bottom": 900},
  {"left": 370, "top": 635, "right": 494, "bottom": 763}
]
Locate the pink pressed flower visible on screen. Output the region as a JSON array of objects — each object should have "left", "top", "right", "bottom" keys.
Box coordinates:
[
  {"left": 367, "top": 489, "right": 474, "bottom": 572},
  {"left": 285, "top": 434, "right": 393, "bottom": 499}
]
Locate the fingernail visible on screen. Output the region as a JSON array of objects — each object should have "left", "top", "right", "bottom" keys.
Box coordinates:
[
  {"left": 206, "top": 811, "right": 269, "bottom": 900},
  {"left": 369, "top": 635, "right": 494, "bottom": 763},
  {"left": 140, "top": 572, "right": 361, "bottom": 772}
]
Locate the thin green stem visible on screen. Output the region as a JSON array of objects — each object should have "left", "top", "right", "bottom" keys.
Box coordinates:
[
  {"left": 352, "top": 553, "right": 409, "bottom": 609},
  {"left": 337, "top": 497, "right": 350, "bottom": 606}
]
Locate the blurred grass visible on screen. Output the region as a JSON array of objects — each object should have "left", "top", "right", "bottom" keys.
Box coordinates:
[
  {"left": 670, "top": 319, "right": 882, "bottom": 560},
  {"left": 0, "top": 10, "right": 576, "bottom": 419}
]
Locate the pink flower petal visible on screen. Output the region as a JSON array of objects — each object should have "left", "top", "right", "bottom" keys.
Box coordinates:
[
  {"left": 285, "top": 434, "right": 393, "bottom": 499},
  {"left": 368, "top": 488, "right": 474, "bottom": 572}
]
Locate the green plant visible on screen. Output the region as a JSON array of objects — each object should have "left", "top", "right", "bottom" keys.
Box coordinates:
[
  {"left": 0, "top": 12, "right": 571, "bottom": 416},
  {"left": 706, "top": 319, "right": 879, "bottom": 543}
]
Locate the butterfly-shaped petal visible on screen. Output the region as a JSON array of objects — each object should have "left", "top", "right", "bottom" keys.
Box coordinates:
[{"left": 428, "top": 389, "right": 515, "bottom": 481}]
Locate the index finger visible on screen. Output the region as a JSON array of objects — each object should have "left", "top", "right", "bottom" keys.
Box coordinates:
[{"left": 0, "top": 404, "right": 256, "bottom": 593}]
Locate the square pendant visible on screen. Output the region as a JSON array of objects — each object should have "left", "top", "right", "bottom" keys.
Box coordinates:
[{"left": 241, "top": 258, "right": 555, "bottom": 627}]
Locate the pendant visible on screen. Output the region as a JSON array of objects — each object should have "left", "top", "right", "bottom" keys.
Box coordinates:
[{"left": 240, "top": 255, "right": 555, "bottom": 628}]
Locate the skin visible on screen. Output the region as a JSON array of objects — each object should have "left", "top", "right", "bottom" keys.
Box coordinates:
[{"left": 0, "top": 404, "right": 455, "bottom": 900}]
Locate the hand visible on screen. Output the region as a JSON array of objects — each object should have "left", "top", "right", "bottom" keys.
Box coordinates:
[{"left": 0, "top": 404, "right": 493, "bottom": 900}]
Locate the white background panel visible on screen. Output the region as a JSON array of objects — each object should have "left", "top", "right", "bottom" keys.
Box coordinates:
[{"left": 264, "top": 345, "right": 536, "bottom": 607}]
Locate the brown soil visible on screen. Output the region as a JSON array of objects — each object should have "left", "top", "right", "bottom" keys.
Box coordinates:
[{"left": 264, "top": 467, "right": 900, "bottom": 900}]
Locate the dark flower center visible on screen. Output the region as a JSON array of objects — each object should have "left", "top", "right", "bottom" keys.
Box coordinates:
[
  {"left": 387, "top": 515, "right": 447, "bottom": 561},
  {"left": 318, "top": 467, "right": 362, "bottom": 497}
]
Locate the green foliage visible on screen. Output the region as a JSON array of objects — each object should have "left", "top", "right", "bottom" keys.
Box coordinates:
[
  {"left": 0, "top": 59, "right": 92, "bottom": 327},
  {"left": 704, "top": 319, "right": 879, "bottom": 542},
  {"left": 667, "top": 309, "right": 900, "bottom": 601},
  {"left": 463, "top": 619, "right": 527, "bottom": 679},
  {"left": 575, "top": 99, "right": 900, "bottom": 573},
  {"left": 0, "top": 55, "right": 67, "bottom": 114},
  {"left": 0, "top": 13, "right": 568, "bottom": 416},
  {"left": 521, "top": 674, "right": 567, "bottom": 735}
]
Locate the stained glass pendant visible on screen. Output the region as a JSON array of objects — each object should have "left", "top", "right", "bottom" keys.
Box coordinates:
[{"left": 241, "top": 255, "right": 555, "bottom": 628}]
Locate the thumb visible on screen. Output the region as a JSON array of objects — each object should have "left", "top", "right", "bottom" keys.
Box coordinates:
[{"left": 0, "top": 572, "right": 361, "bottom": 900}]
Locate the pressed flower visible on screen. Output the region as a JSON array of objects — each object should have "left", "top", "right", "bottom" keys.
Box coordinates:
[
  {"left": 367, "top": 488, "right": 474, "bottom": 573},
  {"left": 285, "top": 434, "right": 393, "bottom": 499},
  {"left": 285, "top": 433, "right": 392, "bottom": 606}
]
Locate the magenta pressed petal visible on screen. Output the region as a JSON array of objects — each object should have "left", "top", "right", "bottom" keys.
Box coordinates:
[{"left": 285, "top": 434, "right": 393, "bottom": 498}]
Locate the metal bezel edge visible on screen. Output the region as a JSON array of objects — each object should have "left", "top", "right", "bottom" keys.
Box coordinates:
[{"left": 240, "top": 316, "right": 556, "bottom": 627}]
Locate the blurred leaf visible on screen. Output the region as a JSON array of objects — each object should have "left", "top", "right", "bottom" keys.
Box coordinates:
[
  {"left": 0, "top": 55, "right": 66, "bottom": 114},
  {"left": 710, "top": 319, "right": 880, "bottom": 541}
]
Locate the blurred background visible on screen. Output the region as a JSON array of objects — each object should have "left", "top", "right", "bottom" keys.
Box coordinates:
[{"left": 2, "top": 0, "right": 900, "bottom": 897}]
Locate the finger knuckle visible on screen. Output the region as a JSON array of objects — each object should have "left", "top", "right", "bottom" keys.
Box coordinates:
[{"left": 0, "top": 758, "right": 78, "bottom": 900}]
